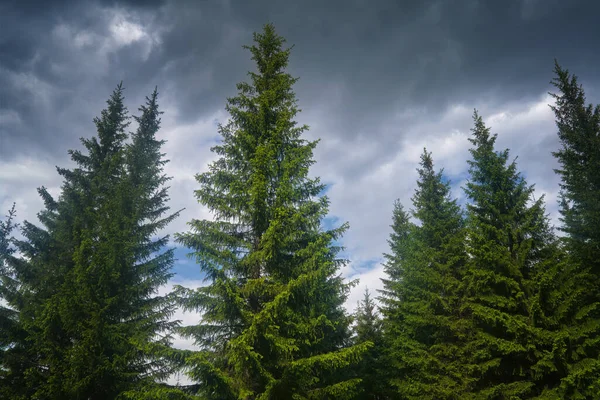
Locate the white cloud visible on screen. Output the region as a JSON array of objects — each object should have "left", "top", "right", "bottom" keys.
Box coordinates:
[
  {"left": 0, "top": 157, "right": 62, "bottom": 235},
  {"left": 109, "top": 15, "right": 146, "bottom": 47},
  {"left": 52, "top": 7, "right": 162, "bottom": 71},
  {"left": 343, "top": 261, "right": 386, "bottom": 314}
]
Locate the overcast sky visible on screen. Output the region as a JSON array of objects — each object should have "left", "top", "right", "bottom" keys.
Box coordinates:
[{"left": 2, "top": 0, "right": 600, "bottom": 378}]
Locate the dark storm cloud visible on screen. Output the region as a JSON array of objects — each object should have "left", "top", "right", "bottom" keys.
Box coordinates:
[
  {"left": 155, "top": 0, "right": 600, "bottom": 113},
  {"left": 2, "top": 0, "right": 600, "bottom": 161},
  {"left": 0, "top": 0, "right": 167, "bottom": 160}
]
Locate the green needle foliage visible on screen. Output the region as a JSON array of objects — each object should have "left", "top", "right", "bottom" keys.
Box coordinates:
[
  {"left": 380, "top": 149, "right": 468, "bottom": 399},
  {"left": 352, "top": 288, "right": 387, "bottom": 399},
  {"left": 461, "top": 112, "right": 558, "bottom": 398},
  {"left": 174, "top": 24, "right": 367, "bottom": 399},
  {"left": 547, "top": 62, "right": 600, "bottom": 398},
  {"left": 2, "top": 85, "right": 181, "bottom": 399},
  {"left": 0, "top": 203, "right": 28, "bottom": 399}
]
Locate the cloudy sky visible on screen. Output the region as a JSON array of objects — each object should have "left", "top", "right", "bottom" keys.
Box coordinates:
[{"left": 2, "top": 0, "right": 600, "bottom": 378}]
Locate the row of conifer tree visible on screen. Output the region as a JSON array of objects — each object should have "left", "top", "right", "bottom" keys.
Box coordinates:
[{"left": 1, "top": 24, "right": 599, "bottom": 399}]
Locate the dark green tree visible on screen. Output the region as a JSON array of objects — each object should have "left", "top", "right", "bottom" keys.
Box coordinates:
[
  {"left": 0, "top": 204, "right": 17, "bottom": 344},
  {"left": 4, "top": 85, "right": 182, "bottom": 399},
  {"left": 352, "top": 288, "right": 387, "bottom": 399},
  {"left": 380, "top": 150, "right": 469, "bottom": 399},
  {"left": 0, "top": 203, "right": 26, "bottom": 399},
  {"left": 175, "top": 24, "right": 367, "bottom": 399},
  {"left": 546, "top": 62, "right": 600, "bottom": 398},
  {"left": 461, "top": 112, "right": 558, "bottom": 398}
]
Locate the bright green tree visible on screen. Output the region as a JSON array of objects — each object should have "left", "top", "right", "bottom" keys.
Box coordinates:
[
  {"left": 175, "top": 24, "right": 367, "bottom": 399},
  {"left": 461, "top": 112, "right": 558, "bottom": 398},
  {"left": 546, "top": 62, "right": 600, "bottom": 398},
  {"left": 380, "top": 150, "right": 469, "bottom": 399}
]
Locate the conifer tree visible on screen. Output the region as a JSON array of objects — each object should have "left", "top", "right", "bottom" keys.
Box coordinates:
[
  {"left": 175, "top": 24, "right": 367, "bottom": 399},
  {"left": 2, "top": 187, "right": 72, "bottom": 399},
  {"left": 461, "top": 112, "right": 557, "bottom": 398},
  {"left": 4, "top": 85, "right": 181, "bottom": 399},
  {"left": 380, "top": 150, "right": 468, "bottom": 399},
  {"left": 0, "top": 204, "right": 17, "bottom": 337},
  {"left": 0, "top": 203, "right": 25, "bottom": 398},
  {"left": 352, "top": 288, "right": 387, "bottom": 399},
  {"left": 547, "top": 62, "right": 600, "bottom": 397}
]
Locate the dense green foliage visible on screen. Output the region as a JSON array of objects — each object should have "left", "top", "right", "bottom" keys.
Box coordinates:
[
  {"left": 460, "top": 113, "right": 559, "bottom": 398},
  {"left": 352, "top": 288, "right": 387, "bottom": 399},
  {"left": 1, "top": 23, "right": 598, "bottom": 399},
  {"left": 545, "top": 62, "right": 600, "bottom": 398},
  {"left": 174, "top": 24, "right": 367, "bottom": 399},
  {"left": 0, "top": 86, "right": 182, "bottom": 399},
  {"left": 380, "top": 150, "right": 469, "bottom": 399}
]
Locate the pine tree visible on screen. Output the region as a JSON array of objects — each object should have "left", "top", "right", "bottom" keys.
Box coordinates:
[
  {"left": 4, "top": 85, "right": 181, "bottom": 399},
  {"left": 352, "top": 288, "right": 387, "bottom": 399},
  {"left": 174, "top": 24, "right": 367, "bottom": 399},
  {"left": 547, "top": 62, "right": 600, "bottom": 397},
  {"left": 461, "top": 112, "right": 557, "bottom": 398},
  {"left": 380, "top": 150, "right": 469, "bottom": 399}
]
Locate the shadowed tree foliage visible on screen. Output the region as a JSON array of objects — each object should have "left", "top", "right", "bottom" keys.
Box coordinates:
[
  {"left": 352, "top": 288, "right": 388, "bottom": 399},
  {"left": 174, "top": 23, "right": 368, "bottom": 399},
  {"left": 380, "top": 149, "right": 469, "bottom": 399},
  {"left": 545, "top": 62, "right": 600, "bottom": 398},
  {"left": 460, "top": 112, "right": 559, "bottom": 398},
  {"left": 1, "top": 86, "right": 182, "bottom": 399},
  {"left": 0, "top": 203, "right": 30, "bottom": 399}
]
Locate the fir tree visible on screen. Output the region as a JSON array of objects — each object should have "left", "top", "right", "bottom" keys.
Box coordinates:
[
  {"left": 380, "top": 150, "right": 469, "bottom": 399},
  {"left": 352, "top": 288, "right": 387, "bottom": 399},
  {"left": 0, "top": 203, "right": 25, "bottom": 398},
  {"left": 175, "top": 23, "right": 367, "bottom": 399},
  {"left": 4, "top": 85, "right": 181, "bottom": 399},
  {"left": 547, "top": 62, "right": 600, "bottom": 398},
  {"left": 461, "top": 112, "right": 557, "bottom": 398}
]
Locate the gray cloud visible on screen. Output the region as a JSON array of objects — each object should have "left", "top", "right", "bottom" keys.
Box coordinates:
[{"left": 4, "top": 0, "right": 600, "bottom": 159}]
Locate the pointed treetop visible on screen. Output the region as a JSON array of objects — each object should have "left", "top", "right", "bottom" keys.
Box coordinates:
[
  {"left": 91, "top": 82, "right": 130, "bottom": 159},
  {"left": 245, "top": 23, "right": 291, "bottom": 76},
  {"left": 133, "top": 86, "right": 163, "bottom": 138},
  {"left": 419, "top": 148, "right": 434, "bottom": 172},
  {"left": 469, "top": 110, "right": 496, "bottom": 149}
]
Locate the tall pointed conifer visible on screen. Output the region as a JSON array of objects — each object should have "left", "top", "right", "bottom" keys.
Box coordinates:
[
  {"left": 3, "top": 85, "right": 181, "bottom": 399},
  {"left": 380, "top": 150, "right": 468, "bottom": 399},
  {"left": 352, "top": 288, "right": 387, "bottom": 399},
  {"left": 175, "top": 24, "right": 367, "bottom": 399},
  {"left": 461, "top": 112, "right": 557, "bottom": 398},
  {"left": 547, "top": 62, "right": 600, "bottom": 397}
]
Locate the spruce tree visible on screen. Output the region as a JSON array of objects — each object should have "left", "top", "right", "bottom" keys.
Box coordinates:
[
  {"left": 1, "top": 186, "right": 72, "bottom": 399},
  {"left": 0, "top": 203, "right": 25, "bottom": 398},
  {"left": 175, "top": 24, "right": 367, "bottom": 399},
  {"left": 0, "top": 204, "right": 17, "bottom": 338},
  {"left": 4, "top": 85, "right": 181, "bottom": 399},
  {"left": 547, "top": 62, "right": 600, "bottom": 397},
  {"left": 461, "top": 112, "right": 557, "bottom": 398},
  {"left": 380, "top": 150, "right": 469, "bottom": 399},
  {"left": 352, "top": 288, "right": 387, "bottom": 399}
]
